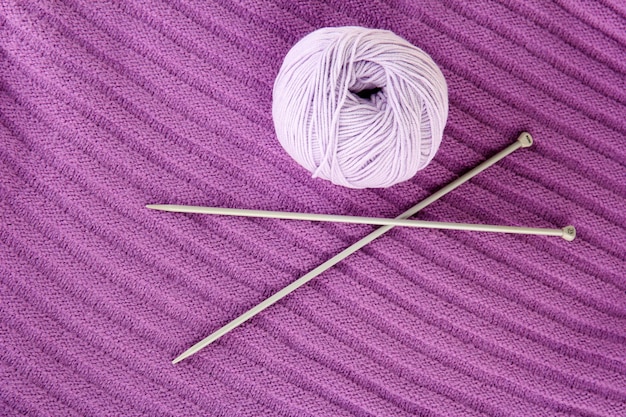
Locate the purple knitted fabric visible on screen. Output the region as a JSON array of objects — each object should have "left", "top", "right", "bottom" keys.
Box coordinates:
[{"left": 1, "top": 0, "right": 625, "bottom": 416}]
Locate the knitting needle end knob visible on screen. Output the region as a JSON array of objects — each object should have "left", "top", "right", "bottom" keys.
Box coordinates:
[
  {"left": 561, "top": 225, "right": 576, "bottom": 241},
  {"left": 517, "top": 132, "right": 533, "bottom": 148}
]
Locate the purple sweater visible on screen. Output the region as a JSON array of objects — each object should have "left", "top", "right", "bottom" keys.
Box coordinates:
[{"left": 1, "top": 0, "right": 625, "bottom": 416}]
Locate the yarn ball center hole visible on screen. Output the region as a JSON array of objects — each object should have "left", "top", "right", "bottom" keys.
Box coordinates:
[{"left": 352, "top": 86, "right": 382, "bottom": 100}]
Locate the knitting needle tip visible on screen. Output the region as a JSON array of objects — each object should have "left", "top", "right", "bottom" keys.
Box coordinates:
[
  {"left": 172, "top": 337, "right": 217, "bottom": 364},
  {"left": 171, "top": 355, "right": 186, "bottom": 365}
]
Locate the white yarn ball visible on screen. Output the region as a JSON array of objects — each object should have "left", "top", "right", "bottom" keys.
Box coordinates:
[{"left": 272, "top": 26, "right": 448, "bottom": 189}]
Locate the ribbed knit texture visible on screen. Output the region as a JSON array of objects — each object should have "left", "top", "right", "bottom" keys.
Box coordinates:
[{"left": 1, "top": 1, "right": 625, "bottom": 416}]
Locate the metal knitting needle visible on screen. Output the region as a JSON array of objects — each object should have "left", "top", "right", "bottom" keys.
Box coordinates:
[
  {"left": 170, "top": 132, "right": 537, "bottom": 364},
  {"left": 146, "top": 204, "right": 576, "bottom": 240}
]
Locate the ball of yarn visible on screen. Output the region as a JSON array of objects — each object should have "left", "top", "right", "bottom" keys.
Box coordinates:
[{"left": 272, "top": 26, "right": 448, "bottom": 189}]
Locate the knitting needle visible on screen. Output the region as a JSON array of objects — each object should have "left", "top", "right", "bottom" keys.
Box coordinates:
[
  {"left": 146, "top": 204, "right": 576, "bottom": 240},
  {"left": 171, "top": 132, "right": 535, "bottom": 364}
]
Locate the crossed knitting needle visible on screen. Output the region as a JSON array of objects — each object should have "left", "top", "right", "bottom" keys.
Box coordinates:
[{"left": 149, "top": 132, "right": 576, "bottom": 364}]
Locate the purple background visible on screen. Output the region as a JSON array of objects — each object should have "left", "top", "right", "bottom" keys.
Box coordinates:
[{"left": 1, "top": 0, "right": 625, "bottom": 416}]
